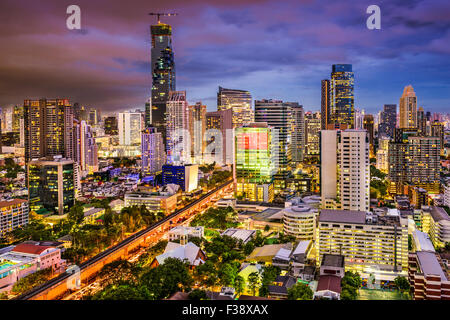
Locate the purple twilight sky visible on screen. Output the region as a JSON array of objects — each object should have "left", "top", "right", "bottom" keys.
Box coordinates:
[{"left": 0, "top": 0, "right": 449, "bottom": 115}]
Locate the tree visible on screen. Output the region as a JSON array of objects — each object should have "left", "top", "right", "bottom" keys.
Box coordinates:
[
  {"left": 243, "top": 241, "right": 255, "bottom": 256},
  {"left": 140, "top": 258, "right": 193, "bottom": 299},
  {"left": 287, "top": 283, "right": 313, "bottom": 300},
  {"left": 68, "top": 204, "right": 85, "bottom": 225},
  {"left": 247, "top": 272, "right": 260, "bottom": 296},
  {"left": 264, "top": 225, "right": 270, "bottom": 232},
  {"left": 188, "top": 289, "right": 209, "bottom": 300},
  {"left": 218, "top": 263, "right": 238, "bottom": 287},
  {"left": 259, "top": 265, "right": 281, "bottom": 297},
  {"left": 394, "top": 276, "right": 410, "bottom": 292},
  {"left": 92, "top": 282, "right": 148, "bottom": 300},
  {"left": 234, "top": 275, "right": 245, "bottom": 296}
]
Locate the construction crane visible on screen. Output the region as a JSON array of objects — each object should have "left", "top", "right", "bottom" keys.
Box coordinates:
[{"left": 148, "top": 12, "right": 178, "bottom": 24}]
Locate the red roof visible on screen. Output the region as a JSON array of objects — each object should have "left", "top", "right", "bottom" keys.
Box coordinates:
[
  {"left": 12, "top": 243, "right": 52, "bottom": 255},
  {"left": 316, "top": 275, "right": 342, "bottom": 294}
]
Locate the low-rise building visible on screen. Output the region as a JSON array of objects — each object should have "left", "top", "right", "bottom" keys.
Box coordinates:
[
  {"left": 124, "top": 191, "right": 177, "bottom": 215},
  {"left": 313, "top": 254, "right": 345, "bottom": 300},
  {"left": 409, "top": 250, "right": 450, "bottom": 300},
  {"left": 267, "top": 275, "right": 297, "bottom": 299},
  {"left": 0, "top": 199, "right": 29, "bottom": 237},
  {"left": 221, "top": 228, "right": 256, "bottom": 244},
  {"left": 282, "top": 205, "right": 317, "bottom": 240},
  {"left": 150, "top": 242, "right": 206, "bottom": 268},
  {"left": 421, "top": 206, "right": 450, "bottom": 249},
  {"left": 168, "top": 226, "right": 204, "bottom": 242},
  {"left": 82, "top": 207, "right": 105, "bottom": 225}
]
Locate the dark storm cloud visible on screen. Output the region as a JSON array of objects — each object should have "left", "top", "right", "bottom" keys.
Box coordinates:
[{"left": 0, "top": 0, "right": 449, "bottom": 113}]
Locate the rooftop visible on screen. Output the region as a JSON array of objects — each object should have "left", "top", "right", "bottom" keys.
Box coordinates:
[
  {"left": 0, "top": 198, "right": 27, "bottom": 208},
  {"left": 319, "top": 209, "right": 367, "bottom": 224},
  {"left": 321, "top": 254, "right": 345, "bottom": 268},
  {"left": 316, "top": 275, "right": 342, "bottom": 294},
  {"left": 221, "top": 228, "right": 256, "bottom": 243},
  {"left": 12, "top": 243, "right": 53, "bottom": 255},
  {"left": 416, "top": 251, "right": 447, "bottom": 281}
]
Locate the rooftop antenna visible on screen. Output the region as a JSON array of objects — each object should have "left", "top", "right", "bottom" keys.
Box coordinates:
[{"left": 148, "top": 12, "right": 178, "bottom": 24}]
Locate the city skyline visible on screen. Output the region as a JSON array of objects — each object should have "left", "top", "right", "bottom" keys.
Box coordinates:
[{"left": 0, "top": 0, "right": 449, "bottom": 114}]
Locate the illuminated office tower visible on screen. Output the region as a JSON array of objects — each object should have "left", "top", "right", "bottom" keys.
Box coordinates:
[
  {"left": 354, "top": 109, "right": 365, "bottom": 130},
  {"left": 166, "top": 91, "right": 189, "bottom": 164},
  {"left": 399, "top": 85, "right": 417, "bottom": 129},
  {"left": 144, "top": 98, "right": 152, "bottom": 128},
  {"left": 254, "top": 99, "right": 293, "bottom": 190},
  {"left": 320, "top": 129, "right": 370, "bottom": 211},
  {"left": 379, "top": 104, "right": 397, "bottom": 138},
  {"left": 321, "top": 80, "right": 331, "bottom": 130},
  {"left": 205, "top": 109, "right": 233, "bottom": 165},
  {"left": 291, "top": 104, "right": 305, "bottom": 162},
  {"left": 88, "top": 109, "right": 99, "bottom": 125},
  {"left": 330, "top": 64, "right": 354, "bottom": 129},
  {"left": 188, "top": 102, "right": 206, "bottom": 164},
  {"left": 376, "top": 135, "right": 390, "bottom": 174},
  {"left": 417, "top": 107, "right": 427, "bottom": 136},
  {"left": 23, "top": 99, "right": 74, "bottom": 162},
  {"left": 150, "top": 22, "right": 176, "bottom": 142},
  {"left": 217, "top": 86, "right": 253, "bottom": 128},
  {"left": 234, "top": 123, "right": 276, "bottom": 202},
  {"left": 388, "top": 128, "right": 440, "bottom": 194},
  {"left": 12, "top": 105, "right": 23, "bottom": 133},
  {"left": 141, "top": 127, "right": 165, "bottom": 175},
  {"left": 74, "top": 120, "right": 98, "bottom": 175},
  {"left": 118, "top": 111, "right": 144, "bottom": 146},
  {"left": 27, "top": 156, "right": 75, "bottom": 215},
  {"left": 363, "top": 114, "right": 375, "bottom": 157},
  {"left": 305, "top": 112, "right": 321, "bottom": 157},
  {"left": 431, "top": 121, "right": 445, "bottom": 155},
  {"left": 104, "top": 116, "right": 118, "bottom": 135}
]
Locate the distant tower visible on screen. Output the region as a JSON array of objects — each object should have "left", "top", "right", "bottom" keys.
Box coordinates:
[
  {"left": 399, "top": 85, "right": 417, "bottom": 129},
  {"left": 330, "top": 64, "right": 354, "bottom": 129}
]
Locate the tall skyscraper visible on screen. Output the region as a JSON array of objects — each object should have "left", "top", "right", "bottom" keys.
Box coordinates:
[
  {"left": 23, "top": 99, "right": 74, "bottom": 162},
  {"left": 291, "top": 104, "right": 305, "bottom": 162},
  {"left": 379, "top": 104, "right": 397, "bottom": 138},
  {"left": 150, "top": 22, "right": 176, "bottom": 141},
  {"left": 12, "top": 105, "right": 23, "bottom": 133},
  {"left": 320, "top": 129, "right": 370, "bottom": 212},
  {"left": 141, "top": 127, "right": 165, "bottom": 175},
  {"left": 166, "top": 91, "right": 189, "bottom": 164},
  {"left": 417, "top": 107, "right": 427, "bottom": 136},
  {"left": 205, "top": 109, "right": 233, "bottom": 165},
  {"left": 330, "top": 64, "right": 354, "bottom": 129},
  {"left": 118, "top": 111, "right": 144, "bottom": 146},
  {"left": 188, "top": 102, "right": 206, "bottom": 164},
  {"left": 217, "top": 86, "right": 253, "bottom": 128},
  {"left": 254, "top": 99, "right": 292, "bottom": 191},
  {"left": 363, "top": 114, "right": 375, "bottom": 157},
  {"left": 321, "top": 79, "right": 331, "bottom": 130},
  {"left": 234, "top": 123, "right": 276, "bottom": 202},
  {"left": 399, "top": 85, "right": 417, "bottom": 129},
  {"left": 74, "top": 120, "right": 98, "bottom": 175}
]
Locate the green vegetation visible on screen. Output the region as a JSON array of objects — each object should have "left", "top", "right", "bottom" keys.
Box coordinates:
[
  {"left": 287, "top": 282, "right": 313, "bottom": 300},
  {"left": 258, "top": 265, "right": 281, "bottom": 297},
  {"left": 247, "top": 272, "right": 260, "bottom": 296},
  {"left": 394, "top": 276, "right": 411, "bottom": 299},
  {"left": 0, "top": 158, "right": 24, "bottom": 179},
  {"left": 11, "top": 268, "right": 52, "bottom": 296},
  {"left": 199, "top": 169, "right": 232, "bottom": 189},
  {"left": 190, "top": 206, "right": 238, "bottom": 230},
  {"left": 341, "top": 271, "right": 361, "bottom": 300},
  {"left": 188, "top": 289, "right": 209, "bottom": 300}
]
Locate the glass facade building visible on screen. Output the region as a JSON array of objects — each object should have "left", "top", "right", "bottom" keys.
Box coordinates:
[
  {"left": 217, "top": 86, "right": 253, "bottom": 128},
  {"left": 330, "top": 64, "right": 354, "bottom": 129}
]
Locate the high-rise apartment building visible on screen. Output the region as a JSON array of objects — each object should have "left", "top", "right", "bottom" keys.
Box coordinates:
[
  {"left": 74, "top": 120, "right": 98, "bottom": 175},
  {"left": 205, "top": 109, "right": 233, "bottom": 165},
  {"left": 23, "top": 99, "right": 74, "bottom": 162},
  {"left": 150, "top": 22, "right": 176, "bottom": 142},
  {"left": 321, "top": 80, "right": 331, "bottom": 130},
  {"left": 291, "top": 105, "right": 305, "bottom": 162},
  {"left": 217, "top": 86, "right": 253, "bottom": 128},
  {"left": 320, "top": 129, "right": 370, "bottom": 211},
  {"left": 388, "top": 128, "right": 440, "bottom": 194},
  {"left": 376, "top": 135, "right": 390, "bottom": 174},
  {"left": 234, "top": 123, "right": 276, "bottom": 202},
  {"left": 188, "top": 102, "right": 206, "bottom": 164},
  {"left": 166, "top": 91, "right": 189, "bottom": 164},
  {"left": 305, "top": 112, "right": 321, "bottom": 157},
  {"left": 330, "top": 64, "right": 354, "bottom": 129},
  {"left": 27, "top": 156, "right": 75, "bottom": 215},
  {"left": 0, "top": 199, "right": 29, "bottom": 238},
  {"left": 417, "top": 107, "right": 427, "bottom": 136},
  {"left": 399, "top": 85, "right": 417, "bottom": 129},
  {"left": 379, "top": 104, "right": 397, "bottom": 138},
  {"left": 141, "top": 127, "right": 165, "bottom": 175},
  {"left": 118, "top": 111, "right": 144, "bottom": 146}
]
